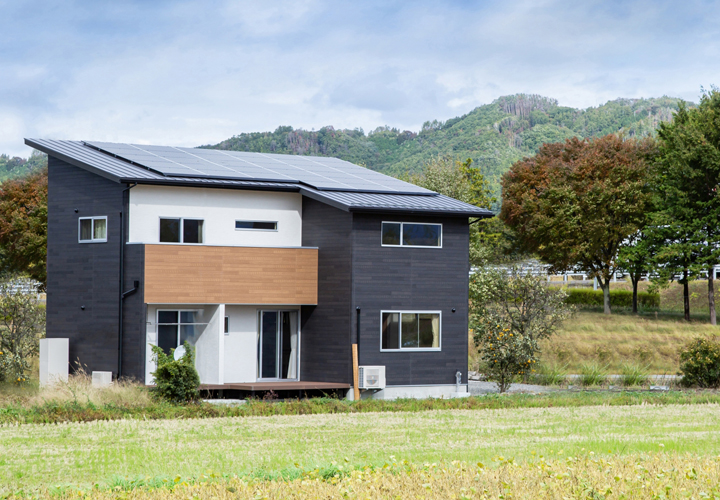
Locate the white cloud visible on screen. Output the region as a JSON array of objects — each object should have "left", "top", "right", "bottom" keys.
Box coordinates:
[{"left": 0, "top": 0, "right": 717, "bottom": 157}]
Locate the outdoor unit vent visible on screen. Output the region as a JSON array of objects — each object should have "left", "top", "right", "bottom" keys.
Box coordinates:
[{"left": 358, "top": 365, "right": 386, "bottom": 390}]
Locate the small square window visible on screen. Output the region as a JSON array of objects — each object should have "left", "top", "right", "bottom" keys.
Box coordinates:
[
  {"left": 160, "top": 218, "right": 180, "bottom": 243},
  {"left": 78, "top": 217, "right": 108, "bottom": 243},
  {"left": 159, "top": 218, "right": 203, "bottom": 243}
]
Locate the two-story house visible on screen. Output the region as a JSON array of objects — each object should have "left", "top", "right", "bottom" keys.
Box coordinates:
[{"left": 28, "top": 139, "right": 491, "bottom": 399}]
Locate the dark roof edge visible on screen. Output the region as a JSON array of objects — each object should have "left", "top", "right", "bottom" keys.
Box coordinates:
[
  {"left": 25, "top": 138, "right": 123, "bottom": 184},
  {"left": 298, "top": 188, "right": 351, "bottom": 212},
  {"left": 347, "top": 206, "right": 494, "bottom": 218},
  {"left": 125, "top": 178, "right": 301, "bottom": 193}
]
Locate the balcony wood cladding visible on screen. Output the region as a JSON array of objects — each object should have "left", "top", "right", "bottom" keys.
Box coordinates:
[{"left": 144, "top": 245, "right": 318, "bottom": 305}]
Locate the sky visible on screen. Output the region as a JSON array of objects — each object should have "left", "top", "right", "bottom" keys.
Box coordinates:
[{"left": 1, "top": 0, "right": 718, "bottom": 157}]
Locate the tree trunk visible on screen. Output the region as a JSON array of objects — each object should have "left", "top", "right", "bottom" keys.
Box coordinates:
[
  {"left": 631, "top": 273, "right": 639, "bottom": 314},
  {"left": 683, "top": 269, "right": 690, "bottom": 322},
  {"left": 710, "top": 266, "right": 717, "bottom": 326},
  {"left": 599, "top": 278, "right": 611, "bottom": 315}
]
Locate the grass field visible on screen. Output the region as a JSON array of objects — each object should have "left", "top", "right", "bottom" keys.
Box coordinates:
[{"left": 2, "top": 401, "right": 720, "bottom": 493}]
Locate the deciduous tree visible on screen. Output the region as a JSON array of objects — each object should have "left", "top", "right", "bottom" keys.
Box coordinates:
[
  {"left": 500, "top": 135, "right": 656, "bottom": 314},
  {"left": 0, "top": 169, "right": 48, "bottom": 287}
]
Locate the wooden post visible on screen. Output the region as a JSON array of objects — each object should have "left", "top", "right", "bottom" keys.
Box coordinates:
[{"left": 352, "top": 343, "right": 360, "bottom": 401}]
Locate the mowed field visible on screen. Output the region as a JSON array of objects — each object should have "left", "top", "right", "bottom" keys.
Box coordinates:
[{"left": 3, "top": 403, "right": 720, "bottom": 493}]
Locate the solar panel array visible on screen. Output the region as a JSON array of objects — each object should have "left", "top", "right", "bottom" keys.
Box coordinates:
[{"left": 85, "top": 141, "right": 433, "bottom": 195}]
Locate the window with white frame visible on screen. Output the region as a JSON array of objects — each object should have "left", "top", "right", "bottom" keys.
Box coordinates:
[
  {"left": 159, "top": 218, "right": 204, "bottom": 243},
  {"left": 78, "top": 216, "right": 107, "bottom": 243},
  {"left": 381, "top": 311, "right": 441, "bottom": 350},
  {"left": 381, "top": 222, "right": 442, "bottom": 247}
]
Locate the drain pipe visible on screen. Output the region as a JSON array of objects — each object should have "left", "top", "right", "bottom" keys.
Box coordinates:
[{"left": 117, "top": 182, "right": 137, "bottom": 379}]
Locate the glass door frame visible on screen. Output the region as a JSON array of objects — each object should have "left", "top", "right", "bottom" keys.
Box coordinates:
[{"left": 257, "top": 309, "right": 301, "bottom": 382}]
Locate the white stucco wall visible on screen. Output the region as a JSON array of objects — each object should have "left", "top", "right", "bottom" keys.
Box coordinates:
[{"left": 128, "top": 185, "right": 302, "bottom": 247}]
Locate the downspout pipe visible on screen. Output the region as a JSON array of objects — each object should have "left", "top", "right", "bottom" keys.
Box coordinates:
[{"left": 117, "top": 182, "right": 137, "bottom": 379}]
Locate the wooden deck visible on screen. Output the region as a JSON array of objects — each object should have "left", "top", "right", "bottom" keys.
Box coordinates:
[{"left": 200, "top": 381, "right": 350, "bottom": 392}]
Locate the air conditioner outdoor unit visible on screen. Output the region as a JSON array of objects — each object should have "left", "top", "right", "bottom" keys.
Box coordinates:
[{"left": 358, "top": 365, "right": 386, "bottom": 390}]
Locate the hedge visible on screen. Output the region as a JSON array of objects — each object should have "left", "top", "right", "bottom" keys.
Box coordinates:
[{"left": 564, "top": 288, "right": 660, "bottom": 309}]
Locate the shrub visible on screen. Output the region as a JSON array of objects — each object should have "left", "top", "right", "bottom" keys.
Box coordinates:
[
  {"left": 564, "top": 289, "right": 659, "bottom": 309},
  {"left": 620, "top": 363, "right": 649, "bottom": 387},
  {"left": 679, "top": 337, "right": 720, "bottom": 388},
  {"left": 150, "top": 342, "right": 200, "bottom": 403},
  {"left": 579, "top": 362, "right": 608, "bottom": 386},
  {"left": 471, "top": 267, "right": 573, "bottom": 392}
]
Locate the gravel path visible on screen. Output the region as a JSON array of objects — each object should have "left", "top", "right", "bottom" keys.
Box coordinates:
[{"left": 468, "top": 380, "right": 553, "bottom": 395}]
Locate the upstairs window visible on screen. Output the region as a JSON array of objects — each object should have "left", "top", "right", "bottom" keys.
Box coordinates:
[
  {"left": 78, "top": 216, "right": 107, "bottom": 243},
  {"left": 235, "top": 220, "right": 278, "bottom": 231},
  {"left": 159, "top": 218, "right": 204, "bottom": 243},
  {"left": 381, "top": 311, "right": 441, "bottom": 350},
  {"left": 381, "top": 222, "right": 442, "bottom": 248}
]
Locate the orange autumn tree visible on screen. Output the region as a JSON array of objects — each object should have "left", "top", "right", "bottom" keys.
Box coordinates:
[
  {"left": 500, "top": 135, "right": 656, "bottom": 314},
  {"left": 0, "top": 169, "right": 48, "bottom": 287}
]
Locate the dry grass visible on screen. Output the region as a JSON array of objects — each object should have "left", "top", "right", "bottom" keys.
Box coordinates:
[
  {"left": 18, "top": 454, "right": 720, "bottom": 499},
  {"left": 544, "top": 311, "right": 719, "bottom": 373},
  {"left": 0, "top": 372, "right": 153, "bottom": 408},
  {"left": 470, "top": 311, "right": 719, "bottom": 374}
]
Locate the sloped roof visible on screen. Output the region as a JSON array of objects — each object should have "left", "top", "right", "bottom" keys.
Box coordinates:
[{"left": 26, "top": 138, "right": 493, "bottom": 217}]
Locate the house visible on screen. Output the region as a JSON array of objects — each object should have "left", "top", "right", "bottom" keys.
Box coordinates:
[{"left": 27, "top": 139, "right": 492, "bottom": 399}]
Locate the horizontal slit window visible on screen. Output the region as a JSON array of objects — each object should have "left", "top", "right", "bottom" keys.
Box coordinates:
[
  {"left": 78, "top": 216, "right": 107, "bottom": 243},
  {"left": 382, "top": 222, "right": 441, "bottom": 248},
  {"left": 381, "top": 311, "right": 440, "bottom": 350},
  {"left": 235, "top": 220, "right": 278, "bottom": 231}
]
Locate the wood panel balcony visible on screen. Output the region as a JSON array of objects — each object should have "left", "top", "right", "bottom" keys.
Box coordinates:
[{"left": 143, "top": 244, "right": 318, "bottom": 305}]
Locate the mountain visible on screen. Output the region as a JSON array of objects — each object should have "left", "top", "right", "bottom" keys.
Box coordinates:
[
  {"left": 0, "top": 151, "right": 47, "bottom": 183},
  {"left": 205, "top": 94, "right": 684, "bottom": 203}
]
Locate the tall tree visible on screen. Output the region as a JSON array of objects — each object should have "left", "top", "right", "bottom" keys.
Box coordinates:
[
  {"left": 656, "top": 89, "right": 720, "bottom": 325},
  {"left": 0, "top": 169, "right": 48, "bottom": 287},
  {"left": 500, "top": 135, "right": 656, "bottom": 314}
]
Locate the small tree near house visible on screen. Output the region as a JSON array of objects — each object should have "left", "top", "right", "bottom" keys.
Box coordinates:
[
  {"left": 470, "top": 267, "right": 573, "bottom": 392},
  {"left": 0, "top": 277, "right": 45, "bottom": 384}
]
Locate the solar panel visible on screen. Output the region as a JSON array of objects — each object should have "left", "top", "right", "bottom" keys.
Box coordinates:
[{"left": 85, "top": 141, "right": 433, "bottom": 195}]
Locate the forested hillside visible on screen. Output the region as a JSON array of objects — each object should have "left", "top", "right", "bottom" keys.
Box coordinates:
[
  {"left": 206, "top": 94, "right": 683, "bottom": 203},
  {"left": 0, "top": 151, "right": 47, "bottom": 182}
]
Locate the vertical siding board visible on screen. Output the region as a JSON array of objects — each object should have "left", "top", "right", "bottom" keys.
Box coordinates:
[
  {"left": 300, "top": 198, "right": 353, "bottom": 383},
  {"left": 351, "top": 213, "right": 470, "bottom": 386}
]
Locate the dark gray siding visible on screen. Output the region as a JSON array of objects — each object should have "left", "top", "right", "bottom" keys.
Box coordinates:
[
  {"left": 300, "top": 198, "right": 353, "bottom": 383},
  {"left": 351, "top": 214, "right": 470, "bottom": 386},
  {"left": 122, "top": 244, "right": 146, "bottom": 381},
  {"left": 47, "top": 156, "right": 146, "bottom": 379},
  {"left": 47, "top": 156, "right": 124, "bottom": 375}
]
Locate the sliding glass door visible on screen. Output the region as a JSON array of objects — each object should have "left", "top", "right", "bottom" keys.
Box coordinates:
[{"left": 258, "top": 310, "right": 299, "bottom": 380}]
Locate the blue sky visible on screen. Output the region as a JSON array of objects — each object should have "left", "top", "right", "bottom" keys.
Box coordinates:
[{"left": 1, "top": 0, "right": 718, "bottom": 157}]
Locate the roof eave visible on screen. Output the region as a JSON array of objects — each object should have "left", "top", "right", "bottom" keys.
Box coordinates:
[
  {"left": 25, "top": 138, "right": 123, "bottom": 184},
  {"left": 347, "top": 206, "right": 494, "bottom": 218}
]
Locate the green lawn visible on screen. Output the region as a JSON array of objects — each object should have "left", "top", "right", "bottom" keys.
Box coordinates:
[{"left": 3, "top": 401, "right": 720, "bottom": 491}]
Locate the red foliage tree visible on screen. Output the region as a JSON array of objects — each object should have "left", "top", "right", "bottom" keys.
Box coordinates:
[{"left": 500, "top": 135, "right": 656, "bottom": 314}]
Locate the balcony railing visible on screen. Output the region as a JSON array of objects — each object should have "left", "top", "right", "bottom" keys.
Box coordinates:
[{"left": 143, "top": 244, "right": 318, "bottom": 305}]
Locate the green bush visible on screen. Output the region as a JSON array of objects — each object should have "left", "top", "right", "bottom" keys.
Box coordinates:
[
  {"left": 150, "top": 342, "right": 200, "bottom": 403},
  {"left": 679, "top": 337, "right": 720, "bottom": 388},
  {"left": 564, "top": 289, "right": 659, "bottom": 309}
]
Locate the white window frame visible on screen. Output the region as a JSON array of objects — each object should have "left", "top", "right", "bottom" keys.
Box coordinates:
[
  {"left": 78, "top": 216, "right": 108, "bottom": 243},
  {"left": 381, "top": 221, "right": 443, "bottom": 249},
  {"left": 235, "top": 220, "right": 279, "bottom": 232},
  {"left": 158, "top": 217, "right": 204, "bottom": 244},
  {"left": 379, "top": 310, "right": 442, "bottom": 352},
  {"left": 156, "top": 309, "right": 208, "bottom": 348}
]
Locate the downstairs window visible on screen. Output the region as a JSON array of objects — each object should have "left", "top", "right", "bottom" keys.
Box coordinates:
[{"left": 381, "top": 311, "right": 441, "bottom": 350}]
